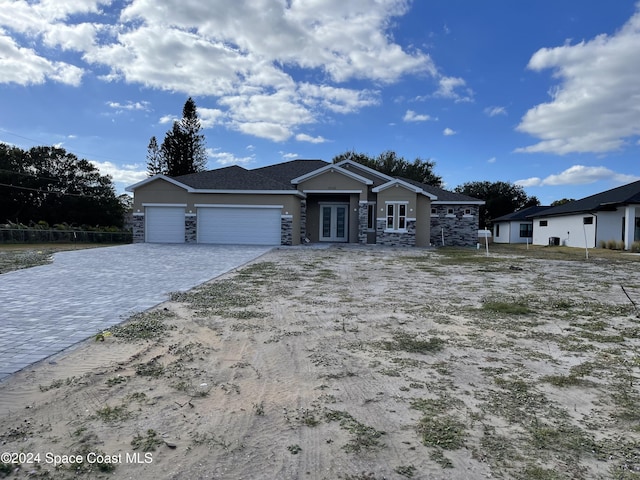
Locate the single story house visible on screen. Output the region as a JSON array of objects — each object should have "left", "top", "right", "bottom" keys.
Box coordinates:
[
  {"left": 492, "top": 206, "right": 552, "bottom": 244},
  {"left": 126, "top": 159, "right": 484, "bottom": 247},
  {"left": 528, "top": 179, "right": 640, "bottom": 250}
]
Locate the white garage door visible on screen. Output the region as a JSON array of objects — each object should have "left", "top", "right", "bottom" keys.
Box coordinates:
[
  {"left": 198, "top": 206, "right": 281, "bottom": 245},
  {"left": 145, "top": 206, "right": 185, "bottom": 243}
]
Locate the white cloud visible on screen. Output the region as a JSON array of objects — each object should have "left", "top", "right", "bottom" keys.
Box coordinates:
[
  {"left": 443, "top": 128, "right": 457, "bottom": 136},
  {"left": 487, "top": 157, "right": 497, "bottom": 164},
  {"left": 0, "top": 0, "right": 460, "bottom": 142},
  {"left": 296, "top": 133, "right": 327, "bottom": 143},
  {"left": 517, "top": 5, "right": 640, "bottom": 154},
  {"left": 434, "top": 76, "right": 473, "bottom": 103},
  {"left": 403, "top": 110, "right": 432, "bottom": 122},
  {"left": 89, "top": 160, "right": 147, "bottom": 185},
  {"left": 484, "top": 106, "right": 507, "bottom": 117},
  {"left": 515, "top": 165, "right": 640, "bottom": 187},
  {"left": 207, "top": 148, "right": 254, "bottom": 166},
  {"left": 281, "top": 152, "right": 299, "bottom": 160},
  {"left": 107, "top": 101, "right": 150, "bottom": 112}
]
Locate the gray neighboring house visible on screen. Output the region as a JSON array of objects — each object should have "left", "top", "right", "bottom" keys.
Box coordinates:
[
  {"left": 528, "top": 180, "right": 640, "bottom": 249},
  {"left": 493, "top": 206, "right": 552, "bottom": 244},
  {"left": 126, "top": 159, "right": 484, "bottom": 247}
]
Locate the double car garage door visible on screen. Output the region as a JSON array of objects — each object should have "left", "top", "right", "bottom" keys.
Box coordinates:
[{"left": 145, "top": 206, "right": 281, "bottom": 245}]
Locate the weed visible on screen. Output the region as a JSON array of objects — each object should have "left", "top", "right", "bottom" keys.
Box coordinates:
[
  {"left": 394, "top": 464, "right": 417, "bottom": 477},
  {"left": 287, "top": 444, "right": 302, "bottom": 454},
  {"left": 482, "top": 296, "right": 532, "bottom": 315},
  {"left": 380, "top": 331, "right": 445, "bottom": 354},
  {"left": 253, "top": 401, "right": 265, "bottom": 416},
  {"left": 106, "top": 375, "right": 127, "bottom": 387},
  {"left": 540, "top": 374, "right": 588, "bottom": 387},
  {"left": 95, "top": 404, "right": 130, "bottom": 423},
  {"left": 417, "top": 415, "right": 465, "bottom": 450},
  {"left": 325, "top": 410, "right": 385, "bottom": 452},
  {"left": 429, "top": 449, "right": 454, "bottom": 468},
  {"left": 131, "top": 429, "right": 164, "bottom": 452},
  {"left": 111, "top": 309, "right": 176, "bottom": 341},
  {"left": 135, "top": 359, "right": 165, "bottom": 378}
]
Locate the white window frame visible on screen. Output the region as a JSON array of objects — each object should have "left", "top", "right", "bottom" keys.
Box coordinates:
[{"left": 385, "top": 202, "right": 408, "bottom": 232}]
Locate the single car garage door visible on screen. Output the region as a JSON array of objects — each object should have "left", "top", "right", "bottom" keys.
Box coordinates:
[
  {"left": 145, "top": 206, "right": 185, "bottom": 243},
  {"left": 197, "top": 206, "right": 281, "bottom": 245}
]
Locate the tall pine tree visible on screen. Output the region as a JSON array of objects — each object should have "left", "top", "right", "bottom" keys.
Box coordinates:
[
  {"left": 146, "top": 136, "right": 165, "bottom": 176},
  {"left": 161, "top": 97, "right": 207, "bottom": 177}
]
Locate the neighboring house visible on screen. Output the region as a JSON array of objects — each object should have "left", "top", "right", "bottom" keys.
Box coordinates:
[
  {"left": 125, "top": 159, "right": 484, "bottom": 247},
  {"left": 493, "top": 206, "right": 552, "bottom": 244},
  {"left": 529, "top": 179, "right": 640, "bottom": 250}
]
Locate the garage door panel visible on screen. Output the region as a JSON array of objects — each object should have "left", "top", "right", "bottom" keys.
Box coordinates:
[
  {"left": 198, "top": 207, "right": 281, "bottom": 245},
  {"left": 146, "top": 207, "right": 185, "bottom": 243}
]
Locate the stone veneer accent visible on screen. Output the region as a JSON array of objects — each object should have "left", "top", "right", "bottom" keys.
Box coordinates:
[
  {"left": 132, "top": 214, "right": 144, "bottom": 243},
  {"left": 358, "top": 202, "right": 369, "bottom": 244},
  {"left": 430, "top": 205, "right": 479, "bottom": 247},
  {"left": 300, "top": 200, "right": 307, "bottom": 243},
  {"left": 376, "top": 219, "right": 416, "bottom": 247},
  {"left": 185, "top": 215, "right": 197, "bottom": 243},
  {"left": 281, "top": 216, "right": 293, "bottom": 246}
]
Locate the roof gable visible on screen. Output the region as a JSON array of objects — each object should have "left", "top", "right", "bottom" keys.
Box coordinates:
[
  {"left": 126, "top": 174, "right": 192, "bottom": 192},
  {"left": 372, "top": 178, "right": 437, "bottom": 199},
  {"left": 290, "top": 164, "right": 373, "bottom": 185},
  {"left": 534, "top": 179, "right": 640, "bottom": 217}
]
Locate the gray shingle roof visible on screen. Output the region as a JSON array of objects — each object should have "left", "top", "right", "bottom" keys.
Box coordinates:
[
  {"left": 173, "top": 165, "right": 293, "bottom": 190},
  {"left": 397, "top": 177, "right": 484, "bottom": 203},
  {"left": 534, "top": 180, "right": 640, "bottom": 217},
  {"left": 493, "top": 205, "right": 552, "bottom": 222},
  {"left": 252, "top": 159, "right": 329, "bottom": 184}
]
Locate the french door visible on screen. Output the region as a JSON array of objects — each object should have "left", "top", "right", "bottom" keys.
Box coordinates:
[{"left": 320, "top": 204, "right": 348, "bottom": 242}]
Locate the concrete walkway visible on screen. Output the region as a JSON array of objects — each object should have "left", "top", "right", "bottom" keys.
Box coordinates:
[{"left": 0, "top": 244, "right": 272, "bottom": 382}]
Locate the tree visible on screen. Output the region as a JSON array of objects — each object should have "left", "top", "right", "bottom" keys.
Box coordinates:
[
  {"left": 0, "top": 143, "right": 124, "bottom": 227},
  {"left": 454, "top": 181, "right": 540, "bottom": 229},
  {"left": 146, "top": 136, "right": 165, "bottom": 176},
  {"left": 551, "top": 198, "right": 574, "bottom": 206},
  {"left": 332, "top": 150, "right": 443, "bottom": 186},
  {"left": 161, "top": 97, "right": 207, "bottom": 176}
]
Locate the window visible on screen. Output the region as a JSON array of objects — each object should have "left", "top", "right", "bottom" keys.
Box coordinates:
[
  {"left": 519, "top": 223, "right": 533, "bottom": 238},
  {"left": 367, "top": 203, "right": 376, "bottom": 230},
  {"left": 464, "top": 208, "right": 472, "bottom": 215},
  {"left": 495, "top": 224, "right": 500, "bottom": 237},
  {"left": 583, "top": 216, "right": 593, "bottom": 225},
  {"left": 539, "top": 220, "right": 548, "bottom": 227},
  {"left": 386, "top": 202, "right": 407, "bottom": 231},
  {"left": 447, "top": 208, "right": 455, "bottom": 215},
  {"left": 431, "top": 208, "right": 438, "bottom": 216}
]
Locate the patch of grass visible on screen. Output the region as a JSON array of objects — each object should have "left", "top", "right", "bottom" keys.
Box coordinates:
[
  {"left": 417, "top": 415, "right": 465, "bottom": 450},
  {"left": 39, "top": 376, "right": 79, "bottom": 392},
  {"left": 287, "top": 444, "right": 302, "bottom": 454},
  {"left": 135, "top": 359, "right": 165, "bottom": 378},
  {"left": 106, "top": 375, "right": 127, "bottom": 387},
  {"left": 111, "top": 309, "right": 176, "bottom": 342},
  {"left": 482, "top": 296, "right": 533, "bottom": 315},
  {"left": 528, "top": 421, "right": 599, "bottom": 457},
  {"left": 540, "top": 374, "right": 589, "bottom": 387},
  {"left": 96, "top": 404, "right": 131, "bottom": 423},
  {"left": 380, "top": 331, "right": 446, "bottom": 354},
  {"left": 518, "top": 464, "right": 565, "bottom": 480},
  {"left": 131, "top": 429, "right": 164, "bottom": 452},
  {"left": 325, "top": 410, "right": 385, "bottom": 453},
  {"left": 253, "top": 401, "right": 265, "bottom": 416},
  {"left": 429, "top": 449, "right": 454, "bottom": 468},
  {"left": 394, "top": 465, "right": 417, "bottom": 477}
]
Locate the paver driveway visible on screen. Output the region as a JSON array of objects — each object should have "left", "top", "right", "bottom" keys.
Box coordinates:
[{"left": 0, "top": 243, "right": 273, "bottom": 381}]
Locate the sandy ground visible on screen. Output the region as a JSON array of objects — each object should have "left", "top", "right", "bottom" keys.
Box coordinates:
[{"left": 1, "top": 246, "right": 639, "bottom": 480}]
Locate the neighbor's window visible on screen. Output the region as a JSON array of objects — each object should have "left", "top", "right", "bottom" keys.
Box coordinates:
[
  {"left": 520, "top": 223, "right": 533, "bottom": 238},
  {"left": 583, "top": 216, "right": 593, "bottom": 225},
  {"left": 386, "top": 202, "right": 407, "bottom": 231},
  {"left": 539, "top": 220, "right": 548, "bottom": 227},
  {"left": 431, "top": 208, "right": 438, "bottom": 216},
  {"left": 447, "top": 208, "right": 455, "bottom": 215},
  {"left": 464, "top": 208, "right": 472, "bottom": 215},
  {"left": 495, "top": 224, "right": 500, "bottom": 237}
]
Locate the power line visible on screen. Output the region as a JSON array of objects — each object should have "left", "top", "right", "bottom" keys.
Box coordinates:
[{"left": 0, "top": 182, "right": 108, "bottom": 199}]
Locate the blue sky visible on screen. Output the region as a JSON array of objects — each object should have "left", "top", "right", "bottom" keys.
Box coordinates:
[{"left": 1, "top": 0, "right": 639, "bottom": 205}]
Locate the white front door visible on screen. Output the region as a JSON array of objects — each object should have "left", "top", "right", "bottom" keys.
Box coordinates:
[{"left": 320, "top": 204, "right": 348, "bottom": 242}]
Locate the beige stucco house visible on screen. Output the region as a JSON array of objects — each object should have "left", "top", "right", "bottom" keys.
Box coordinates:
[{"left": 126, "top": 159, "right": 484, "bottom": 247}]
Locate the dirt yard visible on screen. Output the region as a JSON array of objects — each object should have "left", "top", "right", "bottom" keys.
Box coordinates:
[{"left": 1, "top": 245, "right": 639, "bottom": 480}]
